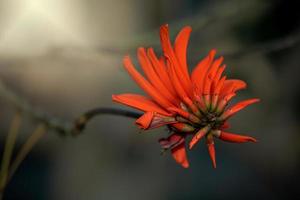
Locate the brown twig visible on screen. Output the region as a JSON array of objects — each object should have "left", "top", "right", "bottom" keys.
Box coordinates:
[
  {"left": 72, "top": 107, "right": 142, "bottom": 135},
  {"left": 0, "top": 80, "right": 141, "bottom": 137}
]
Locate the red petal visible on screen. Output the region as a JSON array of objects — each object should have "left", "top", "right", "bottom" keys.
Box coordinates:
[
  {"left": 220, "top": 98, "right": 260, "bottom": 120},
  {"left": 174, "top": 26, "right": 192, "bottom": 79},
  {"left": 168, "top": 107, "right": 190, "bottom": 119},
  {"left": 211, "top": 65, "right": 226, "bottom": 94},
  {"left": 147, "top": 48, "right": 177, "bottom": 96},
  {"left": 112, "top": 94, "right": 171, "bottom": 116},
  {"left": 167, "top": 58, "right": 190, "bottom": 101},
  {"left": 206, "top": 138, "right": 216, "bottom": 169},
  {"left": 191, "top": 49, "right": 216, "bottom": 94},
  {"left": 160, "top": 25, "right": 192, "bottom": 97},
  {"left": 123, "top": 56, "right": 173, "bottom": 109},
  {"left": 194, "top": 94, "right": 207, "bottom": 111},
  {"left": 189, "top": 126, "right": 211, "bottom": 149},
  {"left": 219, "top": 131, "right": 257, "bottom": 143},
  {"left": 220, "top": 79, "right": 247, "bottom": 97},
  {"left": 137, "top": 48, "right": 178, "bottom": 105},
  {"left": 135, "top": 112, "right": 154, "bottom": 129},
  {"left": 214, "top": 76, "right": 226, "bottom": 95},
  {"left": 211, "top": 76, "right": 226, "bottom": 110},
  {"left": 170, "top": 123, "right": 195, "bottom": 132},
  {"left": 168, "top": 107, "right": 200, "bottom": 124},
  {"left": 203, "top": 56, "right": 224, "bottom": 95},
  {"left": 171, "top": 142, "right": 189, "bottom": 168},
  {"left": 215, "top": 92, "right": 236, "bottom": 112}
]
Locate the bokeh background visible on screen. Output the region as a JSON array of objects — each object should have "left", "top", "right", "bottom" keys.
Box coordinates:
[{"left": 0, "top": 0, "right": 299, "bottom": 199}]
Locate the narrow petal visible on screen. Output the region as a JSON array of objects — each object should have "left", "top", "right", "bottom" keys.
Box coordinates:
[
  {"left": 215, "top": 92, "right": 236, "bottom": 113},
  {"left": 174, "top": 26, "right": 192, "bottom": 78},
  {"left": 194, "top": 93, "right": 207, "bottom": 112},
  {"left": 206, "top": 136, "right": 216, "bottom": 168},
  {"left": 138, "top": 48, "right": 178, "bottom": 105},
  {"left": 147, "top": 48, "right": 177, "bottom": 96},
  {"left": 203, "top": 56, "right": 224, "bottom": 95},
  {"left": 168, "top": 107, "right": 200, "bottom": 124},
  {"left": 218, "top": 131, "right": 257, "bottom": 143},
  {"left": 168, "top": 107, "right": 190, "bottom": 119},
  {"left": 209, "top": 57, "right": 224, "bottom": 78},
  {"left": 112, "top": 94, "right": 170, "bottom": 116},
  {"left": 160, "top": 25, "right": 192, "bottom": 97},
  {"left": 123, "top": 56, "right": 173, "bottom": 109},
  {"left": 171, "top": 142, "right": 189, "bottom": 168},
  {"left": 168, "top": 61, "right": 198, "bottom": 115},
  {"left": 168, "top": 58, "right": 190, "bottom": 101},
  {"left": 211, "top": 64, "right": 226, "bottom": 94},
  {"left": 170, "top": 123, "right": 195, "bottom": 132},
  {"left": 183, "top": 96, "right": 201, "bottom": 116},
  {"left": 214, "top": 76, "right": 226, "bottom": 95},
  {"left": 219, "top": 98, "right": 260, "bottom": 120},
  {"left": 191, "top": 49, "right": 216, "bottom": 94},
  {"left": 189, "top": 125, "right": 211, "bottom": 149},
  {"left": 211, "top": 76, "right": 226, "bottom": 110}
]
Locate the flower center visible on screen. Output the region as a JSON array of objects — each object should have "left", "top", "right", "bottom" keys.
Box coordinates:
[
  {"left": 199, "top": 112, "right": 221, "bottom": 128},
  {"left": 172, "top": 110, "right": 224, "bottom": 134}
]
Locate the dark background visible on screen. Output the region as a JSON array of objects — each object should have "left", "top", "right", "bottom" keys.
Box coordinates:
[{"left": 0, "top": 0, "right": 299, "bottom": 199}]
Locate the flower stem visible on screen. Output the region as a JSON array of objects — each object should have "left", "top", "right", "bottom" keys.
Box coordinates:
[
  {"left": 7, "top": 124, "right": 47, "bottom": 183},
  {"left": 0, "top": 112, "right": 22, "bottom": 196},
  {"left": 72, "top": 107, "right": 142, "bottom": 135}
]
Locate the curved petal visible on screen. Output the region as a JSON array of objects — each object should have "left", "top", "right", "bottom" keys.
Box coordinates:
[
  {"left": 218, "top": 131, "right": 257, "bottom": 143},
  {"left": 206, "top": 136, "right": 216, "bottom": 169},
  {"left": 123, "top": 56, "right": 173, "bottom": 109},
  {"left": 203, "top": 56, "right": 224, "bottom": 95},
  {"left": 220, "top": 79, "right": 247, "bottom": 97},
  {"left": 174, "top": 26, "right": 192, "bottom": 78},
  {"left": 191, "top": 49, "right": 216, "bottom": 94},
  {"left": 215, "top": 92, "right": 236, "bottom": 112},
  {"left": 219, "top": 98, "right": 260, "bottom": 120},
  {"left": 168, "top": 58, "right": 190, "bottom": 101},
  {"left": 160, "top": 25, "right": 192, "bottom": 97},
  {"left": 170, "top": 123, "right": 195, "bottom": 132},
  {"left": 189, "top": 125, "right": 211, "bottom": 149},
  {"left": 137, "top": 48, "right": 178, "bottom": 105},
  {"left": 112, "top": 94, "right": 171, "bottom": 116},
  {"left": 211, "top": 65, "right": 226, "bottom": 94},
  {"left": 135, "top": 111, "right": 154, "bottom": 129},
  {"left": 147, "top": 48, "right": 177, "bottom": 96},
  {"left": 171, "top": 142, "right": 189, "bottom": 168}
]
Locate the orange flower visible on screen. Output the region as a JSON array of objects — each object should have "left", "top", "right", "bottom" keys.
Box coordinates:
[{"left": 112, "top": 25, "right": 260, "bottom": 168}]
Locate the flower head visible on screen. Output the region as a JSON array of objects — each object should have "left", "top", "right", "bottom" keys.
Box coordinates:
[{"left": 112, "top": 25, "right": 259, "bottom": 168}]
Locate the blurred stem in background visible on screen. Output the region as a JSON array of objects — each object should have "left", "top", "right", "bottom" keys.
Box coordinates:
[
  {"left": 7, "top": 124, "right": 47, "bottom": 183},
  {"left": 0, "top": 116, "right": 47, "bottom": 199},
  {"left": 0, "top": 112, "right": 22, "bottom": 199}
]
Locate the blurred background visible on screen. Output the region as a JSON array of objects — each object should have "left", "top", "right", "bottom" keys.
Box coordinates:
[{"left": 0, "top": 0, "right": 299, "bottom": 199}]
